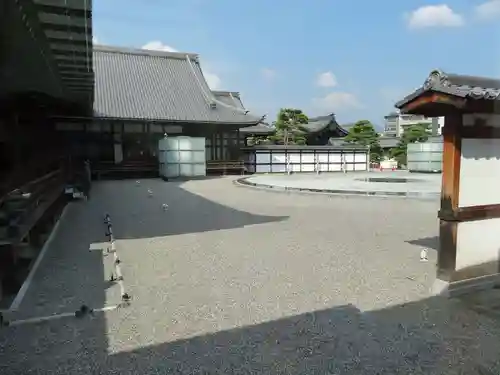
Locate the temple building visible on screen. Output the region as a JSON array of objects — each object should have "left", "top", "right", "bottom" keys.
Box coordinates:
[
  {"left": 395, "top": 69, "right": 500, "bottom": 295},
  {"left": 55, "top": 45, "right": 264, "bottom": 167},
  {"left": 0, "top": 0, "right": 264, "bottom": 302},
  {"left": 238, "top": 113, "right": 350, "bottom": 145}
]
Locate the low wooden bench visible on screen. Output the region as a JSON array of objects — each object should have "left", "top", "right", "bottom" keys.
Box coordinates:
[{"left": 206, "top": 160, "right": 246, "bottom": 175}]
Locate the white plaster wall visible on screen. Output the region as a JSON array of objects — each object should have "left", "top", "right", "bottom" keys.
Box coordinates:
[
  {"left": 271, "top": 153, "right": 287, "bottom": 163},
  {"left": 459, "top": 138, "right": 500, "bottom": 207},
  {"left": 329, "top": 154, "right": 342, "bottom": 163},
  {"left": 301, "top": 154, "right": 315, "bottom": 163},
  {"left": 249, "top": 150, "right": 368, "bottom": 173},
  {"left": 456, "top": 218, "right": 500, "bottom": 272},
  {"left": 317, "top": 154, "right": 329, "bottom": 163},
  {"left": 328, "top": 163, "right": 342, "bottom": 172},
  {"left": 356, "top": 153, "right": 367, "bottom": 163},
  {"left": 256, "top": 152, "right": 270, "bottom": 164}
]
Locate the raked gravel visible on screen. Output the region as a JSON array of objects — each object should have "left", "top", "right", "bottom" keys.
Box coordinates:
[{"left": 1, "top": 177, "right": 500, "bottom": 374}]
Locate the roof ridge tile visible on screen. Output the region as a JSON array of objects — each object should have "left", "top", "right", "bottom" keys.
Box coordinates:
[{"left": 93, "top": 45, "right": 199, "bottom": 60}]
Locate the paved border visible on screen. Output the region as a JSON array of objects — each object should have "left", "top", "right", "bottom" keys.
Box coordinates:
[{"left": 235, "top": 176, "right": 440, "bottom": 200}]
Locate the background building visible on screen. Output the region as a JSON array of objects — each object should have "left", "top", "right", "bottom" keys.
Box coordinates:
[{"left": 383, "top": 112, "right": 442, "bottom": 137}]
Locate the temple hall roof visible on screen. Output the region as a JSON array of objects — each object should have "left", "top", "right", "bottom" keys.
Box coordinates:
[
  {"left": 93, "top": 45, "right": 262, "bottom": 124},
  {"left": 395, "top": 70, "right": 500, "bottom": 110}
]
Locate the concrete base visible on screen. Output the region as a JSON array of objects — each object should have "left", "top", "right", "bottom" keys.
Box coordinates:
[
  {"left": 432, "top": 273, "right": 500, "bottom": 297},
  {"left": 236, "top": 173, "right": 440, "bottom": 200}
]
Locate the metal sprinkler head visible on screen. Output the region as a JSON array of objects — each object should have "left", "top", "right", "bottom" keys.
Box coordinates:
[
  {"left": 420, "top": 248, "right": 428, "bottom": 262},
  {"left": 162, "top": 203, "right": 168, "bottom": 211},
  {"left": 136, "top": 180, "right": 141, "bottom": 186},
  {"left": 148, "top": 189, "right": 153, "bottom": 197}
]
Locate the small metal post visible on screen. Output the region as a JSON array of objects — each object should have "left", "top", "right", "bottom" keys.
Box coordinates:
[{"left": 102, "top": 214, "right": 131, "bottom": 307}]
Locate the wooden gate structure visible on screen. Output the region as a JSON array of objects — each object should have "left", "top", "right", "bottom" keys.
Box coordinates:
[{"left": 396, "top": 70, "right": 500, "bottom": 296}]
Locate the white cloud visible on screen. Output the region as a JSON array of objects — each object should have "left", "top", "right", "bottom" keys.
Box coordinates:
[
  {"left": 474, "top": 0, "right": 500, "bottom": 20},
  {"left": 141, "top": 40, "right": 222, "bottom": 89},
  {"left": 93, "top": 36, "right": 100, "bottom": 44},
  {"left": 141, "top": 41, "right": 178, "bottom": 52},
  {"left": 407, "top": 5, "right": 464, "bottom": 29},
  {"left": 261, "top": 68, "right": 276, "bottom": 80},
  {"left": 312, "top": 92, "right": 361, "bottom": 112},
  {"left": 316, "top": 71, "right": 337, "bottom": 87}
]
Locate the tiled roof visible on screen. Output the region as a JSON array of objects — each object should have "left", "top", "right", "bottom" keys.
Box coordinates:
[
  {"left": 93, "top": 46, "right": 262, "bottom": 124},
  {"left": 212, "top": 91, "right": 246, "bottom": 110},
  {"left": 304, "top": 113, "right": 349, "bottom": 135},
  {"left": 211, "top": 90, "right": 275, "bottom": 134},
  {"left": 395, "top": 70, "right": 500, "bottom": 109},
  {"left": 239, "top": 123, "right": 275, "bottom": 134},
  {"left": 238, "top": 113, "right": 350, "bottom": 136}
]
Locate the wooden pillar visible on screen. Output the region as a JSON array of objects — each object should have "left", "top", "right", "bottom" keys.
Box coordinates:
[
  {"left": 435, "top": 112, "right": 500, "bottom": 296},
  {"left": 113, "top": 124, "right": 123, "bottom": 164},
  {"left": 11, "top": 113, "right": 21, "bottom": 167},
  {"left": 435, "top": 112, "right": 462, "bottom": 289}
]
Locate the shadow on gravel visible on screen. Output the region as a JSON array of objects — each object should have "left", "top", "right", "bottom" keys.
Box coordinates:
[
  {"left": 2, "top": 294, "right": 500, "bottom": 374},
  {"left": 407, "top": 236, "right": 440, "bottom": 252},
  {"left": 96, "top": 180, "right": 289, "bottom": 240}
]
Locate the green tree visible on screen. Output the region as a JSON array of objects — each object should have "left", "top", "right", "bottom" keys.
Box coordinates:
[
  {"left": 344, "top": 120, "right": 382, "bottom": 163},
  {"left": 390, "top": 122, "right": 432, "bottom": 167},
  {"left": 268, "top": 108, "right": 309, "bottom": 145},
  {"left": 246, "top": 135, "right": 272, "bottom": 146}
]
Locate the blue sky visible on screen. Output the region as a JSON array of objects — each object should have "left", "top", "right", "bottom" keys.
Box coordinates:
[{"left": 93, "top": 0, "right": 500, "bottom": 128}]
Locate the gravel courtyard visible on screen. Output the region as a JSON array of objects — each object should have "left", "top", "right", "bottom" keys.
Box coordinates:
[{"left": 1, "top": 176, "right": 500, "bottom": 374}]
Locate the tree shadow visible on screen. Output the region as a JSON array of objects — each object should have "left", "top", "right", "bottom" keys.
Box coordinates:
[
  {"left": 407, "top": 236, "right": 440, "bottom": 252},
  {"left": 3, "top": 293, "right": 500, "bottom": 374},
  {"left": 90, "top": 179, "right": 288, "bottom": 240},
  {"left": 0, "top": 178, "right": 288, "bottom": 318}
]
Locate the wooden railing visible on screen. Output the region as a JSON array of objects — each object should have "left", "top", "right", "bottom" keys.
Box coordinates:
[
  {"left": 206, "top": 160, "right": 246, "bottom": 175},
  {"left": 0, "top": 155, "right": 66, "bottom": 199},
  {"left": 0, "top": 169, "right": 65, "bottom": 245},
  {"left": 93, "top": 160, "right": 159, "bottom": 180}
]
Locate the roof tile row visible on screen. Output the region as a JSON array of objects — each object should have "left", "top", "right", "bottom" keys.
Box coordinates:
[
  {"left": 93, "top": 46, "right": 262, "bottom": 125},
  {"left": 396, "top": 70, "right": 500, "bottom": 109}
]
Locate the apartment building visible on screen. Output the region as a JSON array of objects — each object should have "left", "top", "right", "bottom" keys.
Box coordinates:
[{"left": 383, "top": 112, "right": 443, "bottom": 137}]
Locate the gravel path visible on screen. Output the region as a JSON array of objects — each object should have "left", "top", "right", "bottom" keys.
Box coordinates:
[{"left": 1, "top": 177, "right": 500, "bottom": 374}]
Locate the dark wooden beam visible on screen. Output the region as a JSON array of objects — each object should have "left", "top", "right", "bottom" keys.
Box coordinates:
[
  {"left": 52, "top": 49, "right": 89, "bottom": 57},
  {"left": 54, "top": 57, "right": 90, "bottom": 65},
  {"left": 36, "top": 5, "right": 91, "bottom": 18},
  {"left": 403, "top": 93, "right": 466, "bottom": 112},
  {"left": 47, "top": 38, "right": 89, "bottom": 47},
  {"left": 40, "top": 22, "right": 90, "bottom": 34},
  {"left": 461, "top": 126, "right": 500, "bottom": 138},
  {"left": 57, "top": 63, "right": 89, "bottom": 70},
  {"left": 60, "top": 71, "right": 93, "bottom": 77},
  {"left": 59, "top": 68, "right": 92, "bottom": 74},
  {"left": 437, "top": 112, "right": 463, "bottom": 281},
  {"left": 439, "top": 203, "right": 500, "bottom": 222}
]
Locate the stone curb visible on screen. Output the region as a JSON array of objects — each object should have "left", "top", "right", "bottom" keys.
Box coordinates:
[{"left": 234, "top": 177, "right": 439, "bottom": 200}]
